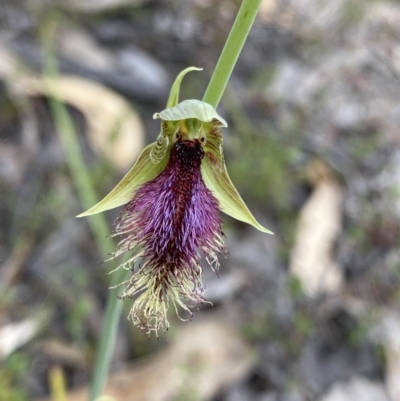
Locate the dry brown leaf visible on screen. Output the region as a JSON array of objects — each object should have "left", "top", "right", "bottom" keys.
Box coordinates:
[
  {"left": 14, "top": 76, "right": 144, "bottom": 172},
  {"left": 43, "top": 340, "right": 88, "bottom": 369},
  {"left": 0, "top": 235, "right": 35, "bottom": 291},
  {"left": 0, "top": 317, "right": 43, "bottom": 360},
  {"left": 39, "top": 315, "right": 253, "bottom": 401},
  {"left": 380, "top": 311, "right": 400, "bottom": 401},
  {"left": 58, "top": 27, "right": 114, "bottom": 71},
  {"left": 0, "top": 44, "right": 16, "bottom": 79},
  {"left": 290, "top": 160, "right": 344, "bottom": 297},
  {"left": 258, "top": 0, "right": 296, "bottom": 29},
  {"left": 259, "top": 0, "right": 277, "bottom": 18}
]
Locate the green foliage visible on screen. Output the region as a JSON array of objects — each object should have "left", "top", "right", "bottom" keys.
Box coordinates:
[
  {"left": 5, "top": 353, "right": 30, "bottom": 376},
  {"left": 66, "top": 297, "right": 91, "bottom": 339},
  {"left": 293, "top": 312, "right": 313, "bottom": 336},
  {"left": 228, "top": 132, "right": 293, "bottom": 210},
  {"left": 0, "top": 375, "right": 27, "bottom": 401},
  {"left": 0, "top": 353, "right": 30, "bottom": 401},
  {"left": 339, "top": 0, "right": 366, "bottom": 26},
  {"left": 288, "top": 276, "right": 304, "bottom": 299}
]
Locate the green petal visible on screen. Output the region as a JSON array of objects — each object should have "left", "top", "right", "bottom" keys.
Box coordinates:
[
  {"left": 201, "top": 156, "right": 273, "bottom": 234},
  {"left": 77, "top": 143, "right": 168, "bottom": 217},
  {"left": 153, "top": 99, "right": 227, "bottom": 127},
  {"left": 166, "top": 67, "right": 203, "bottom": 108}
]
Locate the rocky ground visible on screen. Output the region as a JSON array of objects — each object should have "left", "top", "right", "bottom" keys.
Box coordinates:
[{"left": 1, "top": 0, "right": 400, "bottom": 400}]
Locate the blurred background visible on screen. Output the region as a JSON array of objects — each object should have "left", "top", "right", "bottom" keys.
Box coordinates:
[{"left": 1, "top": 0, "right": 400, "bottom": 400}]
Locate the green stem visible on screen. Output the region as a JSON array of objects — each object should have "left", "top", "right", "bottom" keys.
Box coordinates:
[
  {"left": 50, "top": 94, "right": 129, "bottom": 401},
  {"left": 41, "top": 17, "right": 130, "bottom": 401},
  {"left": 202, "top": 0, "right": 263, "bottom": 108}
]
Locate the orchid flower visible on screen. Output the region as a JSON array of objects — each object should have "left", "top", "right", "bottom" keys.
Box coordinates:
[{"left": 78, "top": 68, "right": 272, "bottom": 335}]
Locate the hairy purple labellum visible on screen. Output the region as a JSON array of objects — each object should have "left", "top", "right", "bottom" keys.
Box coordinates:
[{"left": 112, "top": 139, "right": 225, "bottom": 335}]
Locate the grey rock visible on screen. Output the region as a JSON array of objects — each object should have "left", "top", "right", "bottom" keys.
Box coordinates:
[{"left": 319, "top": 377, "right": 389, "bottom": 401}]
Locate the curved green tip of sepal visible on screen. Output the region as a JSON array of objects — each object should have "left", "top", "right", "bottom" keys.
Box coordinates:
[
  {"left": 201, "top": 157, "right": 274, "bottom": 235},
  {"left": 166, "top": 67, "right": 203, "bottom": 109}
]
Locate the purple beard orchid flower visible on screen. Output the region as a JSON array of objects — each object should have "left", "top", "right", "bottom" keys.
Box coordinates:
[{"left": 78, "top": 95, "right": 272, "bottom": 336}]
